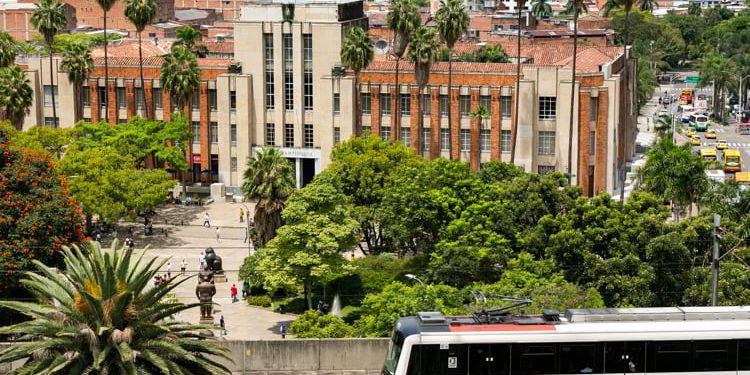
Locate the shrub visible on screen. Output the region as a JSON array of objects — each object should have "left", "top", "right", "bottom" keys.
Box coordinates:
[
  {"left": 273, "top": 296, "right": 307, "bottom": 314},
  {"left": 246, "top": 295, "right": 272, "bottom": 308},
  {"left": 289, "top": 310, "right": 355, "bottom": 338}
]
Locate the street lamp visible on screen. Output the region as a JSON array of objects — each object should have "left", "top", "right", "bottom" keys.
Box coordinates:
[
  {"left": 404, "top": 274, "right": 425, "bottom": 286},
  {"left": 730, "top": 73, "right": 750, "bottom": 122}
]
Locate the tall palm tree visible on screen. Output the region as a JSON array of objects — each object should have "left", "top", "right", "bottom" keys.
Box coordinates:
[
  {"left": 0, "top": 66, "right": 33, "bottom": 130},
  {"left": 639, "top": 0, "right": 656, "bottom": 12},
  {"left": 531, "top": 0, "right": 553, "bottom": 18},
  {"left": 125, "top": 0, "right": 156, "bottom": 119},
  {"left": 241, "top": 147, "right": 296, "bottom": 248},
  {"left": 160, "top": 45, "right": 200, "bottom": 112},
  {"left": 31, "top": 0, "right": 66, "bottom": 127},
  {"left": 60, "top": 42, "right": 94, "bottom": 123},
  {"left": 0, "top": 31, "right": 18, "bottom": 68},
  {"left": 408, "top": 27, "right": 439, "bottom": 156},
  {"left": 565, "top": 0, "right": 587, "bottom": 186},
  {"left": 470, "top": 105, "right": 490, "bottom": 169},
  {"left": 95, "top": 0, "right": 117, "bottom": 120},
  {"left": 602, "top": 0, "right": 637, "bottom": 55},
  {"left": 387, "top": 0, "right": 420, "bottom": 141},
  {"left": 174, "top": 26, "right": 209, "bottom": 58},
  {"left": 509, "top": 0, "right": 528, "bottom": 165},
  {"left": 0, "top": 242, "right": 232, "bottom": 373},
  {"left": 340, "top": 27, "right": 374, "bottom": 136},
  {"left": 436, "top": 0, "right": 469, "bottom": 159}
]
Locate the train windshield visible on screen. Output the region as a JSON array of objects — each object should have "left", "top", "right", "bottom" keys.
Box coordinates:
[{"left": 383, "top": 330, "right": 404, "bottom": 375}]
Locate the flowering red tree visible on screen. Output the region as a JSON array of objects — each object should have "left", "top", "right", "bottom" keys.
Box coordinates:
[{"left": 0, "top": 144, "right": 86, "bottom": 292}]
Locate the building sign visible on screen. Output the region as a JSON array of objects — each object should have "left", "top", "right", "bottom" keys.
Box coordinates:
[
  {"left": 192, "top": 155, "right": 201, "bottom": 163},
  {"left": 252, "top": 147, "right": 321, "bottom": 159}
]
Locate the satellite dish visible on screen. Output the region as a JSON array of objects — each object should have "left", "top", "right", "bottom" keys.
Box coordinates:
[{"left": 374, "top": 39, "right": 389, "bottom": 54}]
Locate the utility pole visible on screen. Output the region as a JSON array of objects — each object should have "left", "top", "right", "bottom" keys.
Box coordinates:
[{"left": 711, "top": 214, "right": 721, "bottom": 306}]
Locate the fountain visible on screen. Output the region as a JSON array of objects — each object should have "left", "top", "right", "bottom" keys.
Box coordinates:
[{"left": 330, "top": 294, "right": 342, "bottom": 316}]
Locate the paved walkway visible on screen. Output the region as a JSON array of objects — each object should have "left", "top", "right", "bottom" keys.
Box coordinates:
[{"left": 104, "top": 200, "right": 296, "bottom": 340}]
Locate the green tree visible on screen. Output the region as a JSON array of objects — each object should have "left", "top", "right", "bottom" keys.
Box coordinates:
[
  {"left": 60, "top": 42, "right": 94, "bottom": 123},
  {"left": 387, "top": 0, "right": 420, "bottom": 142},
  {"left": 688, "top": 2, "right": 701, "bottom": 16},
  {"left": 436, "top": 0, "right": 469, "bottom": 153},
  {"left": 407, "top": 26, "right": 439, "bottom": 157},
  {"left": 174, "top": 26, "right": 208, "bottom": 57},
  {"left": 31, "top": 0, "right": 67, "bottom": 126},
  {"left": 699, "top": 52, "right": 736, "bottom": 121},
  {"left": 683, "top": 261, "right": 750, "bottom": 305},
  {"left": 477, "top": 160, "right": 525, "bottom": 183},
  {"left": 565, "top": 0, "right": 587, "bottom": 185},
  {"left": 289, "top": 310, "right": 355, "bottom": 338},
  {"left": 0, "top": 242, "right": 232, "bottom": 374},
  {"left": 664, "top": 14, "right": 705, "bottom": 60},
  {"left": 7, "top": 125, "right": 74, "bottom": 159},
  {"left": 0, "top": 66, "right": 33, "bottom": 130},
  {"left": 467, "top": 44, "right": 509, "bottom": 63},
  {"left": 242, "top": 147, "right": 296, "bottom": 247},
  {"left": 469, "top": 105, "right": 489, "bottom": 168},
  {"left": 255, "top": 180, "right": 359, "bottom": 309},
  {"left": 160, "top": 45, "right": 200, "bottom": 111},
  {"left": 0, "top": 31, "right": 18, "bottom": 68},
  {"left": 340, "top": 27, "right": 374, "bottom": 135},
  {"left": 125, "top": 0, "right": 156, "bottom": 119},
  {"left": 531, "top": 0, "right": 553, "bottom": 18},
  {"left": 636, "top": 58, "right": 659, "bottom": 107}
]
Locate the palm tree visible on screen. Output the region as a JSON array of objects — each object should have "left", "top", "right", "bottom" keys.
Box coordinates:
[
  {"left": 639, "top": 0, "right": 656, "bottom": 12},
  {"left": 95, "top": 0, "right": 117, "bottom": 120},
  {"left": 387, "top": 0, "right": 420, "bottom": 141},
  {"left": 0, "top": 242, "right": 232, "bottom": 373},
  {"left": 509, "top": 0, "right": 528, "bottom": 165},
  {"left": 60, "top": 42, "right": 94, "bottom": 123},
  {"left": 408, "top": 27, "right": 439, "bottom": 156},
  {"left": 125, "top": 0, "right": 156, "bottom": 119},
  {"left": 340, "top": 27, "right": 374, "bottom": 136},
  {"left": 602, "top": 0, "right": 637, "bottom": 55},
  {"left": 531, "top": 0, "right": 553, "bottom": 18},
  {"left": 0, "top": 31, "right": 18, "bottom": 68},
  {"left": 0, "top": 66, "right": 33, "bottom": 130},
  {"left": 31, "top": 0, "right": 66, "bottom": 127},
  {"left": 469, "top": 105, "right": 490, "bottom": 169},
  {"left": 160, "top": 45, "right": 200, "bottom": 112},
  {"left": 241, "top": 147, "right": 296, "bottom": 247},
  {"left": 699, "top": 52, "right": 736, "bottom": 121},
  {"left": 436, "top": 0, "right": 469, "bottom": 158},
  {"left": 174, "top": 26, "right": 209, "bottom": 57},
  {"left": 565, "top": 0, "right": 587, "bottom": 186}
]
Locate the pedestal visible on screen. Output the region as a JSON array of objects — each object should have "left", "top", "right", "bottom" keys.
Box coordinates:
[
  {"left": 213, "top": 273, "right": 227, "bottom": 283},
  {"left": 199, "top": 316, "right": 214, "bottom": 325}
]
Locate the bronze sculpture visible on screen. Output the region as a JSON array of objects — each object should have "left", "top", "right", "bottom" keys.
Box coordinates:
[
  {"left": 195, "top": 270, "right": 216, "bottom": 322},
  {"left": 204, "top": 247, "right": 224, "bottom": 273}
]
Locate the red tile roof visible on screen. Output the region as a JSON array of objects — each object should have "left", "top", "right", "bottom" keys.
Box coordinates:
[
  {"left": 92, "top": 56, "right": 235, "bottom": 68},
  {"left": 90, "top": 39, "right": 170, "bottom": 58}
]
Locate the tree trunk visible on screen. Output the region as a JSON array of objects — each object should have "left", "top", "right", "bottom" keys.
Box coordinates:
[
  {"left": 567, "top": 9, "right": 579, "bottom": 186},
  {"left": 510, "top": 6, "right": 523, "bottom": 164},
  {"left": 73, "top": 84, "right": 80, "bottom": 123},
  {"left": 103, "top": 10, "right": 109, "bottom": 122},
  {"left": 304, "top": 277, "right": 313, "bottom": 310},
  {"left": 48, "top": 46, "right": 57, "bottom": 127},
  {"left": 448, "top": 50, "right": 454, "bottom": 159},
  {"left": 354, "top": 71, "right": 361, "bottom": 136},
  {"left": 138, "top": 31, "right": 150, "bottom": 120},
  {"left": 394, "top": 57, "right": 400, "bottom": 140}
]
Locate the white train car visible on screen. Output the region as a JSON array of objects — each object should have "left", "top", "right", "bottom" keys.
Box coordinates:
[{"left": 382, "top": 307, "right": 750, "bottom": 375}]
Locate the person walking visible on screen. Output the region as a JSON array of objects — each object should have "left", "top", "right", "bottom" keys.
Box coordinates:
[
  {"left": 239, "top": 208, "right": 244, "bottom": 223},
  {"left": 230, "top": 284, "right": 238, "bottom": 303},
  {"left": 166, "top": 261, "right": 171, "bottom": 279},
  {"left": 219, "top": 315, "right": 226, "bottom": 336},
  {"left": 279, "top": 323, "right": 287, "bottom": 339},
  {"left": 180, "top": 258, "right": 187, "bottom": 274},
  {"left": 203, "top": 212, "right": 211, "bottom": 228},
  {"left": 215, "top": 227, "right": 221, "bottom": 243},
  {"left": 199, "top": 251, "right": 205, "bottom": 271}
]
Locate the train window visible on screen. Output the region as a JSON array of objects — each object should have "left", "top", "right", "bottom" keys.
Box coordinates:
[
  {"left": 514, "top": 344, "right": 557, "bottom": 374},
  {"left": 648, "top": 341, "right": 691, "bottom": 373},
  {"left": 468, "top": 344, "right": 510, "bottom": 375},
  {"left": 559, "top": 344, "right": 601, "bottom": 374},
  {"left": 441, "top": 344, "right": 468, "bottom": 375},
  {"left": 739, "top": 340, "right": 750, "bottom": 370},
  {"left": 692, "top": 340, "right": 735, "bottom": 371},
  {"left": 407, "top": 344, "right": 468, "bottom": 375},
  {"left": 604, "top": 342, "right": 645, "bottom": 373}
]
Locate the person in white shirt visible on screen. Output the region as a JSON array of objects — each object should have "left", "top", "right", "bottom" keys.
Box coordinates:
[
  {"left": 166, "top": 261, "right": 171, "bottom": 279},
  {"left": 180, "top": 259, "right": 187, "bottom": 274},
  {"left": 199, "top": 252, "right": 205, "bottom": 271},
  {"left": 203, "top": 213, "right": 211, "bottom": 228}
]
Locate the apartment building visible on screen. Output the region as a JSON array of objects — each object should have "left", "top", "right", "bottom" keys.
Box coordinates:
[{"left": 0, "top": 0, "right": 76, "bottom": 41}]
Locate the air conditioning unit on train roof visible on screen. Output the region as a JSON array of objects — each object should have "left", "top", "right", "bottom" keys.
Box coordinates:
[{"left": 565, "top": 306, "right": 750, "bottom": 323}]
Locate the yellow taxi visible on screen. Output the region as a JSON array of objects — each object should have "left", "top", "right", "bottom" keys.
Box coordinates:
[
  {"left": 705, "top": 129, "right": 717, "bottom": 139},
  {"left": 685, "top": 128, "right": 697, "bottom": 137},
  {"left": 691, "top": 136, "right": 701, "bottom": 146},
  {"left": 716, "top": 140, "right": 728, "bottom": 150}
]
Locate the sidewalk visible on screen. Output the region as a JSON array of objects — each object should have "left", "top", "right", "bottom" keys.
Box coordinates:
[{"left": 613, "top": 97, "right": 659, "bottom": 202}]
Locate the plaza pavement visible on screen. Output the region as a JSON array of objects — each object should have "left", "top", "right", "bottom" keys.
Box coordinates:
[{"left": 105, "top": 200, "right": 296, "bottom": 340}]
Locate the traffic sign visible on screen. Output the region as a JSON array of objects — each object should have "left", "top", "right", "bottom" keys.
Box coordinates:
[{"left": 686, "top": 76, "right": 701, "bottom": 84}]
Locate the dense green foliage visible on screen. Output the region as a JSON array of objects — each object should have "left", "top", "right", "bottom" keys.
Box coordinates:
[{"left": 289, "top": 310, "right": 356, "bottom": 338}]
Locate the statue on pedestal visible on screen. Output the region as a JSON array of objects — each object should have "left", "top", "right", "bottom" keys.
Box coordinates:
[
  {"left": 195, "top": 270, "right": 216, "bottom": 322},
  {"left": 204, "top": 247, "right": 226, "bottom": 282}
]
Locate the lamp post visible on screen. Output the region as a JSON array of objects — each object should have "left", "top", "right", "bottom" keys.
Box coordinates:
[
  {"left": 404, "top": 274, "right": 425, "bottom": 286},
  {"left": 730, "top": 73, "right": 750, "bottom": 122}
]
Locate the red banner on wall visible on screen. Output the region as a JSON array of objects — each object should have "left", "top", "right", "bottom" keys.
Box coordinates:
[{"left": 192, "top": 155, "right": 201, "bottom": 163}]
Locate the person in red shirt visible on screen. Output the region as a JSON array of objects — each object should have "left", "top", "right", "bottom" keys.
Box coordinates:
[{"left": 230, "top": 284, "right": 238, "bottom": 303}]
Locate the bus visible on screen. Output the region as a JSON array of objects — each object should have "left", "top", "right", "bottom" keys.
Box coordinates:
[
  {"left": 700, "top": 148, "right": 718, "bottom": 168},
  {"left": 691, "top": 114, "right": 709, "bottom": 131},
  {"left": 723, "top": 149, "right": 742, "bottom": 172},
  {"left": 680, "top": 88, "right": 694, "bottom": 105},
  {"left": 382, "top": 307, "right": 750, "bottom": 375}
]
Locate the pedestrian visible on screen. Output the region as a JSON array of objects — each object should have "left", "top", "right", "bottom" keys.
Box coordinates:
[
  {"left": 279, "top": 323, "right": 287, "bottom": 339},
  {"left": 239, "top": 208, "right": 244, "bottom": 223},
  {"left": 230, "top": 284, "right": 238, "bottom": 303},
  {"left": 216, "top": 227, "right": 221, "bottom": 243},
  {"left": 242, "top": 280, "right": 249, "bottom": 298},
  {"left": 166, "top": 261, "right": 171, "bottom": 279},
  {"left": 95, "top": 232, "right": 102, "bottom": 243},
  {"left": 180, "top": 258, "right": 187, "bottom": 274},
  {"left": 127, "top": 226, "right": 134, "bottom": 237},
  {"left": 243, "top": 227, "right": 249, "bottom": 243},
  {"left": 220, "top": 315, "right": 226, "bottom": 336},
  {"left": 203, "top": 212, "right": 211, "bottom": 228},
  {"left": 153, "top": 275, "right": 161, "bottom": 287},
  {"left": 199, "top": 251, "right": 205, "bottom": 271}
]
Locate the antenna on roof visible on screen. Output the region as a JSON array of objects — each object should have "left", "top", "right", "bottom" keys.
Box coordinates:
[{"left": 471, "top": 291, "right": 532, "bottom": 324}]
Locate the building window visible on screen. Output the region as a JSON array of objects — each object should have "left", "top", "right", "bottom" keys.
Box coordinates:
[
  {"left": 480, "top": 95, "right": 491, "bottom": 116},
  {"left": 400, "top": 94, "right": 410, "bottom": 116},
  {"left": 501, "top": 130, "right": 511, "bottom": 153},
  {"left": 304, "top": 124, "right": 314, "bottom": 147},
  {"left": 361, "top": 93, "right": 371, "bottom": 114},
  {"left": 230, "top": 157, "right": 237, "bottom": 172},
  {"left": 191, "top": 121, "right": 200, "bottom": 143},
  {"left": 538, "top": 131, "right": 556, "bottom": 155},
  {"left": 333, "top": 93, "right": 340, "bottom": 115},
  {"left": 422, "top": 128, "right": 430, "bottom": 151},
  {"left": 380, "top": 93, "right": 391, "bottom": 115},
  {"left": 153, "top": 88, "right": 162, "bottom": 109},
  {"left": 264, "top": 33, "right": 275, "bottom": 110},
  {"left": 283, "top": 33, "right": 294, "bottom": 110},
  {"left": 265, "top": 123, "right": 275, "bottom": 146},
  {"left": 334, "top": 127, "right": 341, "bottom": 145},
  {"left": 209, "top": 89, "right": 217, "bottom": 110},
  {"left": 98, "top": 86, "right": 107, "bottom": 109},
  {"left": 440, "top": 128, "right": 450, "bottom": 151},
  {"left": 460, "top": 129, "right": 471, "bottom": 151},
  {"left": 459, "top": 95, "right": 471, "bottom": 117},
  {"left": 191, "top": 90, "right": 199, "bottom": 110},
  {"left": 303, "top": 34, "right": 313, "bottom": 111},
  {"left": 480, "top": 129, "right": 490, "bottom": 152},
  {"left": 135, "top": 87, "right": 144, "bottom": 110},
  {"left": 538, "top": 165, "right": 556, "bottom": 175},
  {"left": 380, "top": 126, "right": 391, "bottom": 140},
  {"left": 117, "top": 118, "right": 127, "bottom": 124},
  {"left": 210, "top": 122, "right": 218, "bottom": 143},
  {"left": 362, "top": 126, "right": 371, "bottom": 134},
  {"left": 400, "top": 127, "right": 410, "bottom": 146},
  {"left": 589, "top": 131, "right": 596, "bottom": 155},
  {"left": 539, "top": 97, "right": 557, "bottom": 120},
  {"left": 501, "top": 95, "right": 512, "bottom": 118},
  {"left": 81, "top": 85, "right": 90, "bottom": 107},
  {"left": 231, "top": 124, "right": 237, "bottom": 145},
  {"left": 230, "top": 91, "right": 237, "bottom": 111},
  {"left": 422, "top": 93, "right": 431, "bottom": 115},
  {"left": 440, "top": 95, "right": 448, "bottom": 117},
  {"left": 284, "top": 124, "right": 294, "bottom": 147},
  {"left": 43, "top": 117, "right": 59, "bottom": 128},
  {"left": 589, "top": 96, "right": 598, "bottom": 122},
  {"left": 43, "top": 85, "right": 58, "bottom": 108},
  {"left": 116, "top": 87, "right": 126, "bottom": 109}
]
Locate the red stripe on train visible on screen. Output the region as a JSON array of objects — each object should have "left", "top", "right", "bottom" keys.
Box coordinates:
[{"left": 449, "top": 324, "right": 556, "bottom": 332}]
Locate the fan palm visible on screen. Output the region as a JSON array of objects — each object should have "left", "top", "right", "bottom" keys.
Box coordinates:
[
  {"left": 60, "top": 42, "right": 94, "bottom": 123},
  {"left": 0, "top": 242, "right": 232, "bottom": 374},
  {"left": 469, "top": 105, "right": 490, "bottom": 169},
  {"left": 531, "top": 0, "right": 553, "bottom": 18},
  {"left": 408, "top": 27, "right": 439, "bottom": 156},
  {"left": 174, "top": 26, "right": 209, "bottom": 58},
  {"left": 31, "top": 0, "right": 66, "bottom": 127},
  {"left": 509, "top": 0, "right": 528, "bottom": 164},
  {"left": 602, "top": 0, "right": 637, "bottom": 55},
  {"left": 160, "top": 45, "right": 200, "bottom": 112},
  {"left": 565, "top": 0, "right": 587, "bottom": 186},
  {"left": 639, "top": 0, "right": 656, "bottom": 12},
  {"left": 95, "top": 0, "right": 117, "bottom": 120},
  {"left": 0, "top": 31, "right": 18, "bottom": 68},
  {"left": 387, "top": 0, "right": 420, "bottom": 141},
  {"left": 340, "top": 27, "right": 374, "bottom": 136},
  {"left": 241, "top": 147, "right": 296, "bottom": 248},
  {"left": 125, "top": 0, "right": 156, "bottom": 119},
  {"left": 436, "top": 0, "right": 469, "bottom": 159},
  {"left": 0, "top": 66, "right": 33, "bottom": 130}
]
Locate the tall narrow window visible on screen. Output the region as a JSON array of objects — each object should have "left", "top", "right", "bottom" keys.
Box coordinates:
[
  {"left": 81, "top": 85, "right": 90, "bottom": 107},
  {"left": 589, "top": 96, "right": 598, "bottom": 122},
  {"left": 304, "top": 124, "right": 314, "bottom": 147},
  {"left": 98, "top": 86, "right": 107, "bottom": 109},
  {"left": 135, "top": 88, "right": 144, "bottom": 109},
  {"left": 589, "top": 131, "right": 596, "bottom": 155},
  {"left": 422, "top": 94, "right": 431, "bottom": 115},
  {"left": 480, "top": 95, "right": 492, "bottom": 115},
  {"left": 538, "top": 131, "right": 556, "bottom": 155},
  {"left": 152, "top": 87, "right": 162, "bottom": 109},
  {"left": 191, "top": 90, "right": 199, "bottom": 110},
  {"left": 264, "top": 33, "right": 275, "bottom": 110},
  {"left": 265, "top": 123, "right": 275, "bottom": 146},
  {"left": 361, "top": 93, "right": 371, "bottom": 114},
  {"left": 191, "top": 121, "right": 200, "bottom": 143},
  {"left": 210, "top": 122, "right": 218, "bottom": 143},
  {"left": 460, "top": 129, "right": 471, "bottom": 151},
  {"left": 400, "top": 93, "right": 410, "bottom": 116},
  {"left": 43, "top": 85, "right": 58, "bottom": 107},
  {"left": 501, "top": 130, "right": 511, "bottom": 153},
  {"left": 333, "top": 93, "right": 340, "bottom": 115},
  {"left": 421, "top": 128, "right": 430, "bottom": 151},
  {"left": 303, "top": 34, "right": 313, "bottom": 110},
  {"left": 334, "top": 127, "right": 341, "bottom": 144},
  {"left": 440, "top": 128, "right": 450, "bottom": 151},
  {"left": 230, "top": 91, "right": 237, "bottom": 111},
  {"left": 459, "top": 95, "right": 471, "bottom": 117},
  {"left": 209, "top": 89, "right": 217, "bottom": 110},
  {"left": 380, "top": 126, "right": 391, "bottom": 140},
  {"left": 440, "top": 95, "right": 448, "bottom": 117},
  {"left": 284, "top": 124, "right": 294, "bottom": 147},
  {"left": 501, "top": 95, "right": 512, "bottom": 118},
  {"left": 231, "top": 124, "right": 237, "bottom": 144},
  {"left": 380, "top": 93, "right": 391, "bottom": 115},
  {"left": 480, "top": 129, "right": 490, "bottom": 152},
  {"left": 400, "top": 127, "right": 410, "bottom": 146},
  {"left": 283, "top": 33, "right": 294, "bottom": 110},
  {"left": 117, "top": 87, "right": 126, "bottom": 109}
]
